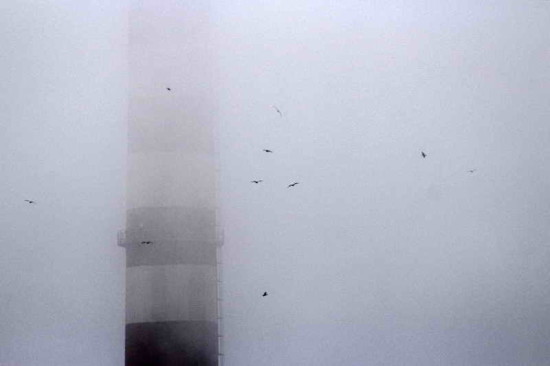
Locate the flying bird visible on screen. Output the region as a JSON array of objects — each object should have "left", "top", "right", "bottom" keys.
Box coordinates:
[
  {"left": 287, "top": 182, "right": 299, "bottom": 188},
  {"left": 24, "top": 200, "right": 36, "bottom": 204},
  {"left": 262, "top": 292, "right": 268, "bottom": 297},
  {"left": 272, "top": 105, "right": 282, "bottom": 118},
  {"left": 263, "top": 149, "right": 273, "bottom": 153},
  {"left": 251, "top": 180, "right": 263, "bottom": 184},
  {"left": 421, "top": 151, "right": 427, "bottom": 158},
  {"left": 468, "top": 169, "right": 477, "bottom": 173},
  {"left": 141, "top": 241, "right": 153, "bottom": 245},
  {"left": 166, "top": 87, "right": 171, "bottom": 91}
]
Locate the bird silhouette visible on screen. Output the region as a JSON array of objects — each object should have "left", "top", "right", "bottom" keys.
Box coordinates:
[
  {"left": 251, "top": 180, "right": 263, "bottom": 184},
  {"left": 141, "top": 241, "right": 153, "bottom": 245},
  {"left": 272, "top": 105, "right": 282, "bottom": 118},
  {"left": 468, "top": 169, "right": 477, "bottom": 173},
  {"left": 24, "top": 200, "right": 36, "bottom": 204},
  {"left": 263, "top": 149, "right": 273, "bottom": 153},
  {"left": 421, "top": 151, "right": 427, "bottom": 158},
  {"left": 166, "top": 87, "right": 171, "bottom": 91},
  {"left": 287, "top": 182, "right": 299, "bottom": 188},
  {"left": 262, "top": 292, "right": 268, "bottom": 297}
]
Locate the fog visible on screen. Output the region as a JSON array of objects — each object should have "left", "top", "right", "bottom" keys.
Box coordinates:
[
  {"left": 213, "top": 1, "right": 550, "bottom": 365},
  {"left": 1, "top": 1, "right": 549, "bottom": 365},
  {"left": 0, "top": 2, "right": 127, "bottom": 365}
]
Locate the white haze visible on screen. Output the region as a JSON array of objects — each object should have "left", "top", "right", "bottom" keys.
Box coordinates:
[
  {"left": 213, "top": 1, "right": 550, "bottom": 365},
  {"left": 0, "top": 1, "right": 127, "bottom": 365},
  {"left": 1, "top": 1, "right": 549, "bottom": 366}
]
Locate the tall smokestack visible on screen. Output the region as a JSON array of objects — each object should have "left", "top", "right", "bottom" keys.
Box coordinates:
[{"left": 123, "top": 1, "right": 221, "bottom": 365}]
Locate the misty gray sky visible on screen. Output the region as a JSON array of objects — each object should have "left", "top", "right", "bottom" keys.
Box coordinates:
[
  {"left": 0, "top": 2, "right": 126, "bottom": 365},
  {"left": 1, "top": 1, "right": 549, "bottom": 366},
  {"left": 213, "top": 1, "right": 550, "bottom": 365}
]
